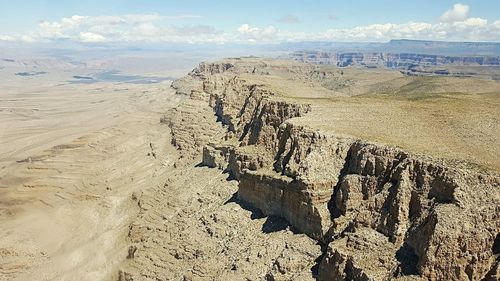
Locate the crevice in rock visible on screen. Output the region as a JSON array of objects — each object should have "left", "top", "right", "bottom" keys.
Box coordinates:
[
  {"left": 236, "top": 85, "right": 257, "bottom": 119},
  {"left": 481, "top": 260, "right": 499, "bottom": 281},
  {"left": 394, "top": 243, "right": 419, "bottom": 276},
  {"left": 238, "top": 97, "right": 264, "bottom": 142},
  {"left": 247, "top": 102, "right": 267, "bottom": 145},
  {"left": 280, "top": 138, "right": 296, "bottom": 176},
  {"left": 272, "top": 126, "right": 291, "bottom": 173},
  {"left": 493, "top": 233, "right": 500, "bottom": 255},
  {"left": 408, "top": 190, "right": 422, "bottom": 220},
  {"left": 327, "top": 144, "right": 353, "bottom": 221}
]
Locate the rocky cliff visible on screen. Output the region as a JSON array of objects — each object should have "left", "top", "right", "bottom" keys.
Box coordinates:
[
  {"left": 291, "top": 51, "right": 500, "bottom": 67},
  {"left": 291, "top": 51, "right": 500, "bottom": 78},
  {"left": 167, "top": 58, "right": 500, "bottom": 280}
]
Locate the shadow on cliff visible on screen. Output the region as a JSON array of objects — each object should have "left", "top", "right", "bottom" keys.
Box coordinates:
[
  {"left": 225, "top": 191, "right": 321, "bottom": 279},
  {"left": 224, "top": 192, "right": 299, "bottom": 234},
  {"left": 224, "top": 192, "right": 266, "bottom": 220},
  {"left": 261, "top": 216, "right": 290, "bottom": 233},
  {"left": 195, "top": 162, "right": 237, "bottom": 181}
]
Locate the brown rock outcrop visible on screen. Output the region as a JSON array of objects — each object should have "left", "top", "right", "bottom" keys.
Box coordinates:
[
  {"left": 166, "top": 58, "right": 500, "bottom": 280},
  {"left": 318, "top": 228, "right": 399, "bottom": 280},
  {"left": 320, "top": 140, "right": 500, "bottom": 280}
]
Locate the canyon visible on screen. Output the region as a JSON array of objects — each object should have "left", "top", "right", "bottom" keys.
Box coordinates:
[
  {"left": 290, "top": 51, "right": 500, "bottom": 79},
  {"left": 1, "top": 55, "right": 498, "bottom": 281},
  {"left": 119, "top": 58, "right": 499, "bottom": 280}
]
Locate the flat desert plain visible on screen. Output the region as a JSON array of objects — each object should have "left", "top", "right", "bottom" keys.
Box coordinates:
[{"left": 0, "top": 67, "right": 180, "bottom": 280}]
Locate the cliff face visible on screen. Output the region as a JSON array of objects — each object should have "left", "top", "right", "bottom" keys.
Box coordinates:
[
  {"left": 291, "top": 51, "right": 500, "bottom": 78},
  {"left": 319, "top": 141, "right": 499, "bottom": 280},
  {"left": 168, "top": 58, "right": 500, "bottom": 280},
  {"left": 291, "top": 51, "right": 500, "bottom": 68}
]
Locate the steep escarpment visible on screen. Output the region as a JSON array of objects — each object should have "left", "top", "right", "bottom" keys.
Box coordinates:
[
  {"left": 319, "top": 141, "right": 499, "bottom": 280},
  {"left": 292, "top": 51, "right": 500, "bottom": 68},
  {"left": 165, "top": 58, "right": 500, "bottom": 280},
  {"left": 239, "top": 125, "right": 353, "bottom": 241}
]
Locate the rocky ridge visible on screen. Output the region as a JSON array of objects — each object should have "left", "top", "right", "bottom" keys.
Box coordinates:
[
  {"left": 290, "top": 51, "right": 500, "bottom": 78},
  {"left": 291, "top": 51, "right": 500, "bottom": 68},
  {"left": 161, "top": 58, "right": 499, "bottom": 280}
]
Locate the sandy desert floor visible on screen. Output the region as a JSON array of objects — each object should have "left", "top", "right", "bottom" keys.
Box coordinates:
[{"left": 0, "top": 76, "right": 180, "bottom": 280}]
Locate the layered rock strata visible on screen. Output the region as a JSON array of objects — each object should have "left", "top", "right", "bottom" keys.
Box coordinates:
[{"left": 168, "top": 59, "right": 500, "bottom": 280}]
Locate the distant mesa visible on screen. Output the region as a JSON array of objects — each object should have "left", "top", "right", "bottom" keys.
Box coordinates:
[
  {"left": 2, "top": 58, "right": 15, "bottom": 62},
  {"left": 290, "top": 51, "right": 500, "bottom": 78},
  {"left": 287, "top": 40, "right": 500, "bottom": 80},
  {"left": 283, "top": 39, "right": 500, "bottom": 56},
  {"left": 291, "top": 51, "right": 500, "bottom": 68}
]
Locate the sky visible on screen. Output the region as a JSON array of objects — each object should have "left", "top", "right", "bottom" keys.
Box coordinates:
[{"left": 0, "top": 0, "right": 499, "bottom": 44}]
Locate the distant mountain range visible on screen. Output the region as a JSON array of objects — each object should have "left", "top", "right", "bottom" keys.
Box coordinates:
[
  {"left": 281, "top": 39, "right": 500, "bottom": 56},
  {"left": 291, "top": 51, "right": 499, "bottom": 67},
  {"left": 285, "top": 40, "right": 500, "bottom": 78}
]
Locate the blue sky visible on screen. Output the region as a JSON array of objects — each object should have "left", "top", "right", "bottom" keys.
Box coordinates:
[{"left": 0, "top": 1, "right": 499, "bottom": 43}]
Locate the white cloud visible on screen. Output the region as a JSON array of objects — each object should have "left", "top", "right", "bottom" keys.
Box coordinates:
[
  {"left": 79, "top": 32, "right": 106, "bottom": 43},
  {"left": 10, "top": 13, "right": 225, "bottom": 44},
  {"left": 440, "top": 3, "right": 470, "bottom": 23},
  {"left": 20, "top": 35, "right": 37, "bottom": 43},
  {"left": 460, "top": 17, "right": 487, "bottom": 27},
  {"left": 0, "top": 4, "right": 499, "bottom": 44},
  {"left": 234, "top": 18, "right": 500, "bottom": 43},
  {"left": 238, "top": 24, "right": 259, "bottom": 34},
  {"left": 38, "top": 21, "right": 65, "bottom": 39},
  {"left": 0, "top": 35, "right": 16, "bottom": 41},
  {"left": 238, "top": 24, "right": 278, "bottom": 41}
]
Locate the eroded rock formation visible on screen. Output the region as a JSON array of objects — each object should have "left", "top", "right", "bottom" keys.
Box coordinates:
[{"left": 167, "top": 58, "right": 500, "bottom": 280}]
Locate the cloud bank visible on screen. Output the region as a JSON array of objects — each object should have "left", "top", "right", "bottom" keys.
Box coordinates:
[
  {"left": 3, "top": 14, "right": 225, "bottom": 44},
  {"left": 1, "top": 4, "right": 499, "bottom": 44},
  {"left": 237, "top": 3, "right": 499, "bottom": 42}
]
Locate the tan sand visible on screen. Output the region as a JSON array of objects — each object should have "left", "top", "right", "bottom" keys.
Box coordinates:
[{"left": 0, "top": 77, "right": 179, "bottom": 280}]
